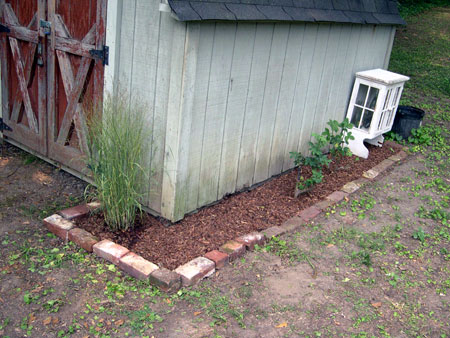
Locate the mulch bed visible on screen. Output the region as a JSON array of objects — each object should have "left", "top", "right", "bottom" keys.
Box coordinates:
[{"left": 76, "top": 143, "right": 401, "bottom": 270}]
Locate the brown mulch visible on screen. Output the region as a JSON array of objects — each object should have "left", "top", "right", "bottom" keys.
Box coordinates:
[{"left": 76, "top": 143, "right": 402, "bottom": 270}]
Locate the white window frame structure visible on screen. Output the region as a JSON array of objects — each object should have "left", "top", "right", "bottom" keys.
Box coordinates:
[{"left": 346, "top": 69, "right": 409, "bottom": 158}]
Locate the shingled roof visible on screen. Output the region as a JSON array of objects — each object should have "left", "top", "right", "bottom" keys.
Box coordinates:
[{"left": 168, "top": 0, "right": 405, "bottom": 25}]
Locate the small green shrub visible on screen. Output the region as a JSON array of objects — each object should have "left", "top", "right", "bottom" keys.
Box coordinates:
[
  {"left": 384, "top": 131, "right": 404, "bottom": 143},
  {"left": 412, "top": 227, "right": 427, "bottom": 242},
  {"left": 408, "top": 126, "right": 433, "bottom": 146},
  {"left": 290, "top": 118, "right": 354, "bottom": 193},
  {"left": 86, "top": 93, "right": 150, "bottom": 231},
  {"left": 323, "top": 118, "right": 354, "bottom": 156}
]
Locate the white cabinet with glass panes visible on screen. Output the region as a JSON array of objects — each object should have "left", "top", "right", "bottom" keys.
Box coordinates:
[{"left": 345, "top": 69, "right": 409, "bottom": 158}]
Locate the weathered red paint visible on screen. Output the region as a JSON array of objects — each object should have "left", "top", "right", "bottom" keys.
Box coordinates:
[
  {"left": 1, "top": 0, "right": 44, "bottom": 153},
  {"left": 47, "top": 0, "right": 106, "bottom": 172},
  {"left": 1, "top": 0, "right": 106, "bottom": 173}
]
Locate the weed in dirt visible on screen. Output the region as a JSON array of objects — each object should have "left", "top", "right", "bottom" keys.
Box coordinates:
[
  {"left": 173, "top": 287, "right": 247, "bottom": 329},
  {"left": 412, "top": 227, "right": 427, "bottom": 242},
  {"left": 19, "top": 196, "right": 83, "bottom": 220},
  {"left": 260, "top": 236, "right": 304, "bottom": 263},
  {"left": 21, "top": 153, "right": 41, "bottom": 165},
  {"left": 43, "top": 299, "right": 64, "bottom": 313},
  {"left": 124, "top": 304, "right": 162, "bottom": 335},
  {"left": 350, "top": 194, "right": 376, "bottom": 220}
]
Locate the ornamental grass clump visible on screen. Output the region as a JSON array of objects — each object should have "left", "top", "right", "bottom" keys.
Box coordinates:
[{"left": 86, "top": 93, "right": 150, "bottom": 231}]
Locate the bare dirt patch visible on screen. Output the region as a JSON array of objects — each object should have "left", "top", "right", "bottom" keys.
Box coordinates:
[{"left": 0, "top": 145, "right": 86, "bottom": 235}]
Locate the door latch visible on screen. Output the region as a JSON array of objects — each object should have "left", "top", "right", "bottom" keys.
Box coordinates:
[
  {"left": 39, "top": 19, "right": 51, "bottom": 35},
  {"left": 0, "top": 118, "right": 12, "bottom": 132}
]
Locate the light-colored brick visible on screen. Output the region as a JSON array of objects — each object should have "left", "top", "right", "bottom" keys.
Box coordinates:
[
  {"left": 43, "top": 214, "right": 75, "bottom": 241},
  {"left": 326, "top": 191, "right": 348, "bottom": 203},
  {"left": 174, "top": 257, "right": 215, "bottom": 286},
  {"left": 118, "top": 252, "right": 159, "bottom": 280},
  {"left": 87, "top": 201, "right": 102, "bottom": 212},
  {"left": 235, "top": 232, "right": 265, "bottom": 250},
  {"left": 93, "top": 239, "right": 129, "bottom": 265},
  {"left": 341, "top": 181, "right": 361, "bottom": 194},
  {"left": 362, "top": 168, "right": 379, "bottom": 179},
  {"left": 389, "top": 150, "right": 407, "bottom": 162},
  {"left": 220, "top": 240, "right": 246, "bottom": 261}
]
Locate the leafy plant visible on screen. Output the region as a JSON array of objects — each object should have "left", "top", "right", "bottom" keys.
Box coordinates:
[
  {"left": 352, "top": 250, "right": 372, "bottom": 267},
  {"left": 412, "top": 227, "right": 427, "bottom": 242},
  {"left": 126, "top": 304, "right": 162, "bottom": 334},
  {"left": 43, "top": 299, "right": 64, "bottom": 313},
  {"left": 262, "top": 236, "right": 302, "bottom": 262},
  {"left": 385, "top": 131, "right": 404, "bottom": 143},
  {"left": 322, "top": 118, "right": 354, "bottom": 156},
  {"left": 290, "top": 118, "right": 354, "bottom": 193},
  {"left": 408, "top": 127, "right": 433, "bottom": 146},
  {"left": 85, "top": 92, "right": 150, "bottom": 231}
]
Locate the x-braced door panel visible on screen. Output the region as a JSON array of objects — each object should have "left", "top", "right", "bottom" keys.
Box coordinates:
[
  {"left": 0, "top": 0, "right": 106, "bottom": 174},
  {"left": 47, "top": 0, "right": 106, "bottom": 173},
  {"left": 0, "top": 0, "right": 46, "bottom": 154}
]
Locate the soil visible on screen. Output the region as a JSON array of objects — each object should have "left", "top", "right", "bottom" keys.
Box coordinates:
[
  {"left": 76, "top": 143, "right": 401, "bottom": 270},
  {"left": 0, "top": 145, "right": 87, "bottom": 236}
]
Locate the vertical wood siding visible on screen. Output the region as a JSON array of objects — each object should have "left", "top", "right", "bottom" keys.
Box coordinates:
[
  {"left": 112, "top": 0, "right": 186, "bottom": 215},
  {"left": 180, "top": 22, "right": 395, "bottom": 218},
  {"left": 111, "top": 12, "right": 396, "bottom": 221}
]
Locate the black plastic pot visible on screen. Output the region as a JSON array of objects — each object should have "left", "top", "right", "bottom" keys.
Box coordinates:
[{"left": 391, "top": 105, "right": 425, "bottom": 139}]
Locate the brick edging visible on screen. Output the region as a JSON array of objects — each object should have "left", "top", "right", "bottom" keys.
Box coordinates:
[{"left": 42, "top": 149, "right": 408, "bottom": 292}]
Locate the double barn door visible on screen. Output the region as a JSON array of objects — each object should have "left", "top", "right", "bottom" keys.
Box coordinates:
[{"left": 0, "top": 0, "right": 106, "bottom": 173}]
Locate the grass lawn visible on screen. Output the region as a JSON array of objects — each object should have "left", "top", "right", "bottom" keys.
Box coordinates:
[{"left": 0, "top": 6, "right": 449, "bottom": 338}]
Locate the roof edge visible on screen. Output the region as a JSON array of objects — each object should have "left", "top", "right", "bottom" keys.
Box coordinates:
[{"left": 167, "top": 0, "right": 406, "bottom": 25}]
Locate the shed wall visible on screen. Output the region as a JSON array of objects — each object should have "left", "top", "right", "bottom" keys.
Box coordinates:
[
  {"left": 175, "top": 22, "right": 395, "bottom": 220},
  {"left": 109, "top": 0, "right": 187, "bottom": 216}
]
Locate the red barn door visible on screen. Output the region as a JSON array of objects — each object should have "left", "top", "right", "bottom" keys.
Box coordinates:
[
  {"left": 47, "top": 0, "right": 107, "bottom": 173},
  {"left": 0, "top": 0, "right": 46, "bottom": 154},
  {"left": 0, "top": 0, "right": 107, "bottom": 174}
]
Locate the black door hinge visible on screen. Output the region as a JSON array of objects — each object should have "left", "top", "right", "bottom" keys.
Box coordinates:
[
  {"left": 89, "top": 45, "right": 109, "bottom": 66},
  {"left": 0, "top": 24, "right": 10, "bottom": 33},
  {"left": 0, "top": 118, "right": 12, "bottom": 132}
]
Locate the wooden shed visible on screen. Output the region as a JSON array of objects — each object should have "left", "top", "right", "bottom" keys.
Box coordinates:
[{"left": 0, "top": 0, "right": 405, "bottom": 222}]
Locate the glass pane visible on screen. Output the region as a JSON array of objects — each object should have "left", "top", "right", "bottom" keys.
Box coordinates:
[
  {"left": 355, "top": 84, "right": 369, "bottom": 106},
  {"left": 351, "top": 106, "right": 363, "bottom": 128},
  {"left": 387, "top": 109, "right": 394, "bottom": 126},
  {"left": 383, "top": 89, "right": 392, "bottom": 110},
  {"left": 378, "top": 111, "right": 385, "bottom": 130},
  {"left": 361, "top": 110, "right": 374, "bottom": 131},
  {"left": 367, "top": 87, "right": 379, "bottom": 109},
  {"left": 392, "top": 87, "right": 400, "bottom": 107}
]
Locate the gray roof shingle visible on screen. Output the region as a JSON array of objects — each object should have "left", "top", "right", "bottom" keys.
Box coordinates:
[{"left": 168, "top": 0, "right": 405, "bottom": 25}]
